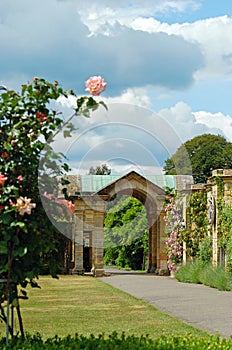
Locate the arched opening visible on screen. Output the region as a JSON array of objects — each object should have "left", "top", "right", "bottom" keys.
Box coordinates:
[
  {"left": 97, "top": 172, "right": 167, "bottom": 274},
  {"left": 104, "top": 194, "right": 149, "bottom": 271}
]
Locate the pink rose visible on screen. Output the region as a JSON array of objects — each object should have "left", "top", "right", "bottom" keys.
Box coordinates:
[
  {"left": 15, "top": 197, "right": 36, "bottom": 216},
  {"left": 85, "top": 76, "right": 107, "bottom": 96},
  {"left": 17, "top": 175, "right": 23, "bottom": 181}
]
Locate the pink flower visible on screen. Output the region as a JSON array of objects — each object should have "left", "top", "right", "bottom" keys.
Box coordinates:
[
  {"left": 15, "top": 197, "right": 36, "bottom": 216},
  {"left": 57, "top": 199, "right": 75, "bottom": 214},
  {"left": 17, "top": 175, "right": 23, "bottom": 181},
  {"left": 43, "top": 192, "right": 55, "bottom": 200},
  {"left": 66, "top": 200, "right": 75, "bottom": 213},
  {"left": 85, "top": 76, "right": 107, "bottom": 96},
  {"left": 0, "top": 174, "right": 8, "bottom": 185}
]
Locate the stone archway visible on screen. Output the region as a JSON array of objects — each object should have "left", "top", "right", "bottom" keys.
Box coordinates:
[
  {"left": 67, "top": 171, "right": 193, "bottom": 276},
  {"left": 96, "top": 171, "right": 167, "bottom": 274}
]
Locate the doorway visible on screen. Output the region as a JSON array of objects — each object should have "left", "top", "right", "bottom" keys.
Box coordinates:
[{"left": 83, "top": 232, "right": 92, "bottom": 272}]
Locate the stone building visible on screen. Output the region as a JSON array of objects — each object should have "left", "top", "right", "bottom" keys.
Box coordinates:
[
  {"left": 60, "top": 171, "right": 193, "bottom": 276},
  {"left": 57, "top": 169, "right": 232, "bottom": 276}
]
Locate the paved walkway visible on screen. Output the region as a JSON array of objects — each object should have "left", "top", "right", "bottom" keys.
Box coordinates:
[{"left": 100, "top": 268, "right": 232, "bottom": 339}]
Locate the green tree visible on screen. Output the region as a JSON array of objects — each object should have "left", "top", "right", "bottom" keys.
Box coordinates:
[
  {"left": 88, "top": 164, "right": 111, "bottom": 175},
  {"left": 163, "top": 134, "right": 232, "bottom": 183},
  {"left": 0, "top": 77, "right": 105, "bottom": 338},
  {"left": 104, "top": 196, "right": 148, "bottom": 270}
]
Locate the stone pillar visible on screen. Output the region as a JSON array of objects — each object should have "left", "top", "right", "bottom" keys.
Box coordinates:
[
  {"left": 148, "top": 223, "right": 157, "bottom": 272},
  {"left": 158, "top": 210, "right": 169, "bottom": 273},
  {"left": 72, "top": 210, "right": 84, "bottom": 274},
  {"left": 91, "top": 212, "right": 105, "bottom": 277},
  {"left": 207, "top": 169, "right": 232, "bottom": 266},
  {"left": 91, "top": 199, "right": 106, "bottom": 277},
  {"left": 147, "top": 204, "right": 157, "bottom": 272}
]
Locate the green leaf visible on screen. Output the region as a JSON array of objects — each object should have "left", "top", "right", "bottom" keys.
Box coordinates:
[
  {"left": 13, "top": 246, "right": 28, "bottom": 257},
  {"left": 10, "top": 221, "right": 25, "bottom": 228},
  {"left": 99, "top": 100, "right": 108, "bottom": 110},
  {"left": 63, "top": 130, "right": 71, "bottom": 138},
  {"left": 61, "top": 178, "right": 70, "bottom": 185},
  {"left": 0, "top": 242, "right": 8, "bottom": 254},
  {"left": 63, "top": 163, "right": 70, "bottom": 172}
]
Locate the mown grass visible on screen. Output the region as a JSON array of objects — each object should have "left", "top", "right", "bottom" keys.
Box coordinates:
[{"left": 0, "top": 276, "right": 208, "bottom": 340}]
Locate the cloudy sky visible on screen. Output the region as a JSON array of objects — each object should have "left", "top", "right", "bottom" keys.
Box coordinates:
[{"left": 1, "top": 0, "right": 232, "bottom": 175}]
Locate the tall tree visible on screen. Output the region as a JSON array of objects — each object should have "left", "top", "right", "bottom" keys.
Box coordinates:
[
  {"left": 88, "top": 164, "right": 111, "bottom": 175},
  {"left": 163, "top": 134, "right": 232, "bottom": 183}
]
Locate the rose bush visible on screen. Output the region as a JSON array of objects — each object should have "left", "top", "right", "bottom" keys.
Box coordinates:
[
  {"left": 164, "top": 194, "right": 183, "bottom": 272},
  {"left": 0, "top": 77, "right": 106, "bottom": 338}
]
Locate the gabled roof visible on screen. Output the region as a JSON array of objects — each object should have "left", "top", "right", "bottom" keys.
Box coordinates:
[
  {"left": 60, "top": 171, "right": 193, "bottom": 196},
  {"left": 96, "top": 170, "right": 167, "bottom": 196}
]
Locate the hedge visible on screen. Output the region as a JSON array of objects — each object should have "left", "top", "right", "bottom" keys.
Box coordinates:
[{"left": 1, "top": 333, "right": 232, "bottom": 350}]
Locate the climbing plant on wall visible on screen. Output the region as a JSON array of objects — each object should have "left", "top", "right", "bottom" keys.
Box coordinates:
[
  {"left": 216, "top": 176, "right": 232, "bottom": 273},
  {"left": 164, "top": 192, "right": 183, "bottom": 272},
  {"left": 184, "top": 191, "right": 209, "bottom": 259},
  {"left": 164, "top": 189, "right": 211, "bottom": 271}
]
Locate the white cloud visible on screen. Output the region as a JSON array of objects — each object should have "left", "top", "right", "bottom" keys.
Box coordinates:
[
  {"left": 194, "top": 111, "right": 232, "bottom": 141},
  {"left": 0, "top": 0, "right": 204, "bottom": 94},
  {"left": 76, "top": 0, "right": 200, "bottom": 35},
  {"left": 47, "top": 97, "right": 231, "bottom": 176},
  {"left": 158, "top": 101, "right": 223, "bottom": 142},
  {"left": 103, "top": 88, "right": 152, "bottom": 109},
  {"left": 131, "top": 15, "right": 232, "bottom": 80}
]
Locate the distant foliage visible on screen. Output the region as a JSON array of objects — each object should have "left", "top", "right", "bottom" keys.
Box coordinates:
[
  {"left": 164, "top": 134, "right": 232, "bottom": 183},
  {"left": 104, "top": 196, "right": 148, "bottom": 270},
  {"left": 88, "top": 164, "right": 111, "bottom": 175}
]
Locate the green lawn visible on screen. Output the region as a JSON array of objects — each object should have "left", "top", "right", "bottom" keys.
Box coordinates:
[{"left": 0, "top": 276, "right": 208, "bottom": 339}]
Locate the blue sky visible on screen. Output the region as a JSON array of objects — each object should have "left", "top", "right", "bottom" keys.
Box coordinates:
[{"left": 1, "top": 0, "right": 232, "bottom": 175}]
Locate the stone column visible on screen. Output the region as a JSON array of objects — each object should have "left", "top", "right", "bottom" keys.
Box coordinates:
[
  {"left": 72, "top": 210, "right": 84, "bottom": 274},
  {"left": 158, "top": 210, "right": 169, "bottom": 273},
  {"left": 91, "top": 199, "right": 106, "bottom": 277},
  {"left": 147, "top": 205, "right": 157, "bottom": 273}
]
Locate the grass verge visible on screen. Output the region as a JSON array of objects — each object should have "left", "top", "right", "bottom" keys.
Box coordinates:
[
  {"left": 0, "top": 275, "right": 208, "bottom": 339},
  {"left": 176, "top": 261, "right": 232, "bottom": 291}
]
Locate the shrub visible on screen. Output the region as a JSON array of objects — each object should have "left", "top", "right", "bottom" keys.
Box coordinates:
[
  {"left": 200, "top": 264, "right": 232, "bottom": 291},
  {"left": 1, "top": 333, "right": 232, "bottom": 350},
  {"left": 176, "top": 261, "right": 202, "bottom": 284},
  {"left": 198, "top": 236, "right": 212, "bottom": 265},
  {"left": 176, "top": 261, "right": 232, "bottom": 291}
]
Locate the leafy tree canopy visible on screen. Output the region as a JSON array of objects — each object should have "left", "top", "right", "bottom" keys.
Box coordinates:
[
  {"left": 104, "top": 195, "right": 148, "bottom": 270},
  {"left": 163, "top": 134, "right": 232, "bottom": 183},
  {"left": 88, "top": 164, "right": 111, "bottom": 175}
]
